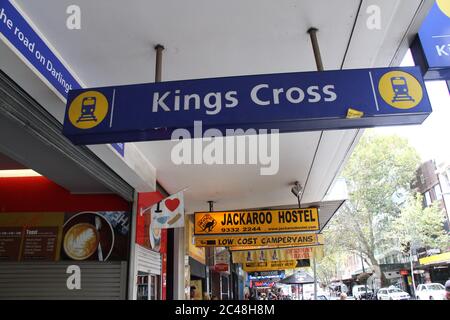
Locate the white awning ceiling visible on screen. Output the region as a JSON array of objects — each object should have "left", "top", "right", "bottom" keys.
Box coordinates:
[{"left": 1, "top": 0, "right": 433, "bottom": 212}]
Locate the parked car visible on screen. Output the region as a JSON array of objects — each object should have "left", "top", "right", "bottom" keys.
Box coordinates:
[
  {"left": 416, "top": 283, "right": 446, "bottom": 300},
  {"left": 377, "top": 287, "right": 410, "bottom": 300},
  {"left": 352, "top": 285, "right": 372, "bottom": 300}
]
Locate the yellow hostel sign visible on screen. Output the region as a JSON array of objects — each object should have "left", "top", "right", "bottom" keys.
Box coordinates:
[
  {"left": 243, "top": 260, "right": 298, "bottom": 272},
  {"left": 232, "top": 247, "right": 312, "bottom": 264},
  {"left": 194, "top": 233, "right": 323, "bottom": 248},
  {"left": 194, "top": 208, "right": 319, "bottom": 235}
]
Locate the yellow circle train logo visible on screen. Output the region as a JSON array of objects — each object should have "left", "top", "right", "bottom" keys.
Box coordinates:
[
  {"left": 68, "top": 91, "right": 109, "bottom": 129},
  {"left": 437, "top": 0, "right": 450, "bottom": 18},
  {"left": 378, "top": 71, "right": 423, "bottom": 110}
]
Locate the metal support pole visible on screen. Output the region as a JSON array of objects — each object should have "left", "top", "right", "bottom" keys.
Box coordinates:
[
  {"left": 207, "top": 201, "right": 215, "bottom": 298},
  {"left": 313, "top": 252, "right": 317, "bottom": 300},
  {"left": 154, "top": 44, "right": 183, "bottom": 300},
  {"left": 127, "top": 191, "right": 138, "bottom": 299},
  {"left": 410, "top": 247, "right": 416, "bottom": 298},
  {"left": 208, "top": 201, "right": 215, "bottom": 212},
  {"left": 307, "top": 28, "right": 324, "bottom": 72},
  {"left": 307, "top": 27, "right": 324, "bottom": 300},
  {"left": 361, "top": 252, "right": 368, "bottom": 300},
  {"left": 155, "top": 44, "right": 164, "bottom": 83}
]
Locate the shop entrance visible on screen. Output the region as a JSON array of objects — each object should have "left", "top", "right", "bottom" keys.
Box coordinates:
[{"left": 137, "top": 271, "right": 161, "bottom": 300}]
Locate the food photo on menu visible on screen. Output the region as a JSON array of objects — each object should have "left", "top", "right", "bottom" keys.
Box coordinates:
[{"left": 61, "top": 211, "right": 130, "bottom": 261}]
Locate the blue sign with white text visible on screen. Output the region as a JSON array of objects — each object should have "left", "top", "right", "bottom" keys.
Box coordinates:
[
  {"left": 0, "top": 0, "right": 80, "bottom": 97},
  {"left": 111, "top": 142, "right": 125, "bottom": 157},
  {"left": 411, "top": 1, "right": 450, "bottom": 80},
  {"left": 63, "top": 66, "right": 432, "bottom": 145},
  {"left": 0, "top": 0, "right": 125, "bottom": 156}
]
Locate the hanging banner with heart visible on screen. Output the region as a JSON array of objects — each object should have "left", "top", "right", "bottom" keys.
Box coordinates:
[{"left": 151, "top": 191, "right": 185, "bottom": 229}]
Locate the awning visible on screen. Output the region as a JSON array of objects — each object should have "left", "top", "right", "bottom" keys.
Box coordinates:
[{"left": 419, "top": 252, "right": 450, "bottom": 266}]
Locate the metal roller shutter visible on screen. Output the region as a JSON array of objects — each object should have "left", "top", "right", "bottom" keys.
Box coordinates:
[
  {"left": 0, "top": 70, "right": 134, "bottom": 201},
  {"left": 135, "top": 244, "right": 161, "bottom": 275},
  {"left": 0, "top": 261, "right": 127, "bottom": 300}
]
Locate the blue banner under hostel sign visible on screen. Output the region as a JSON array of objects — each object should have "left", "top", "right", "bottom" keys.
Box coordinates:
[{"left": 63, "top": 66, "right": 432, "bottom": 145}]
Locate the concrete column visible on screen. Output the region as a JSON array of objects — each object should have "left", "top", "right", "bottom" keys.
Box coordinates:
[
  {"left": 173, "top": 227, "right": 186, "bottom": 299},
  {"left": 127, "top": 191, "right": 138, "bottom": 300}
]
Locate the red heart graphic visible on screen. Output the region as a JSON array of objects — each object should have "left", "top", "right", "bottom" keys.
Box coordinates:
[{"left": 165, "top": 198, "right": 180, "bottom": 212}]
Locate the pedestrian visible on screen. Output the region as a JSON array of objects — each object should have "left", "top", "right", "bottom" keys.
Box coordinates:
[
  {"left": 190, "top": 286, "right": 196, "bottom": 300},
  {"left": 445, "top": 280, "right": 450, "bottom": 300}
]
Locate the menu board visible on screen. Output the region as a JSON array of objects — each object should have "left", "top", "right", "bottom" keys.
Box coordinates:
[
  {"left": 0, "top": 227, "right": 23, "bottom": 261},
  {"left": 22, "top": 227, "right": 58, "bottom": 261},
  {"left": 0, "top": 211, "right": 130, "bottom": 262},
  {"left": 0, "top": 226, "right": 59, "bottom": 261}
]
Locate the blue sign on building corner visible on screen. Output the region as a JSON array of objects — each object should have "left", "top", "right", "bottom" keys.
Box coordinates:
[{"left": 411, "top": 0, "right": 450, "bottom": 81}]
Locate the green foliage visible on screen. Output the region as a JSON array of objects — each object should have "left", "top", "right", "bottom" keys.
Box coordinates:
[
  {"left": 315, "top": 242, "right": 347, "bottom": 286},
  {"left": 391, "top": 193, "right": 450, "bottom": 250},
  {"left": 323, "top": 132, "right": 422, "bottom": 283},
  {"left": 319, "top": 132, "right": 449, "bottom": 286}
]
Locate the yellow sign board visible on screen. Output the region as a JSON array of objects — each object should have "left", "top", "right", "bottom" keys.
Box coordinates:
[
  {"left": 194, "top": 233, "right": 323, "bottom": 248},
  {"left": 232, "top": 247, "right": 312, "bottom": 263},
  {"left": 243, "top": 260, "right": 298, "bottom": 272},
  {"left": 419, "top": 252, "right": 450, "bottom": 266},
  {"left": 194, "top": 208, "right": 319, "bottom": 235}
]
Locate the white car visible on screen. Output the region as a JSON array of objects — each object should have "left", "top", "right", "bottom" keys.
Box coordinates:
[
  {"left": 352, "top": 285, "right": 371, "bottom": 300},
  {"left": 377, "top": 287, "right": 410, "bottom": 300},
  {"left": 416, "top": 283, "right": 446, "bottom": 300}
]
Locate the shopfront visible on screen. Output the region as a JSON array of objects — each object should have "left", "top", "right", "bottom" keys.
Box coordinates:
[
  {"left": 133, "top": 192, "right": 168, "bottom": 300},
  {"left": 419, "top": 252, "right": 450, "bottom": 285},
  {"left": 0, "top": 173, "right": 132, "bottom": 299},
  {"left": 185, "top": 215, "right": 207, "bottom": 300}
]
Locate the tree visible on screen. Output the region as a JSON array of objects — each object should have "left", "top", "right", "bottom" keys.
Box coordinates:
[
  {"left": 391, "top": 193, "right": 450, "bottom": 251},
  {"left": 315, "top": 244, "right": 347, "bottom": 287},
  {"left": 325, "top": 132, "right": 421, "bottom": 286}
]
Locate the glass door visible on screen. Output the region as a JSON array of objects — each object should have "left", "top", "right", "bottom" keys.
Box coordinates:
[
  {"left": 137, "top": 272, "right": 149, "bottom": 300},
  {"left": 149, "top": 274, "right": 161, "bottom": 300}
]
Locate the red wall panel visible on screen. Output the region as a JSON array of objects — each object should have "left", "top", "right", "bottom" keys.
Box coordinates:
[{"left": 0, "top": 176, "right": 131, "bottom": 212}]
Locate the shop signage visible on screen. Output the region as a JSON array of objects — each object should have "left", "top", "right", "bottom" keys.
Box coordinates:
[
  {"left": 213, "top": 248, "right": 230, "bottom": 273},
  {"left": 212, "top": 263, "right": 229, "bottom": 272},
  {"left": 248, "top": 270, "right": 285, "bottom": 280},
  {"left": 150, "top": 191, "right": 185, "bottom": 229},
  {"left": 0, "top": 211, "right": 130, "bottom": 261},
  {"left": 251, "top": 280, "right": 276, "bottom": 288},
  {"left": 419, "top": 251, "right": 450, "bottom": 266},
  {"left": 232, "top": 247, "right": 312, "bottom": 263},
  {"left": 0, "top": 1, "right": 125, "bottom": 155},
  {"left": 411, "top": 0, "right": 450, "bottom": 80},
  {"left": 136, "top": 192, "right": 167, "bottom": 253},
  {"left": 62, "top": 66, "right": 431, "bottom": 145},
  {"left": 242, "top": 260, "right": 299, "bottom": 272},
  {"left": 194, "top": 208, "right": 319, "bottom": 235},
  {"left": 194, "top": 233, "right": 323, "bottom": 248},
  {"left": 185, "top": 216, "right": 206, "bottom": 264}
]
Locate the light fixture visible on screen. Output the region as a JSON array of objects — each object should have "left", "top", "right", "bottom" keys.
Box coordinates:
[
  {"left": 0, "top": 169, "right": 42, "bottom": 177},
  {"left": 291, "top": 181, "right": 303, "bottom": 198}
]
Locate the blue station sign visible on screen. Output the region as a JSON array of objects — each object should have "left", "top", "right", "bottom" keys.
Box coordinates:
[
  {"left": 0, "top": 0, "right": 125, "bottom": 156},
  {"left": 411, "top": 0, "right": 450, "bottom": 80},
  {"left": 63, "top": 66, "right": 432, "bottom": 145}
]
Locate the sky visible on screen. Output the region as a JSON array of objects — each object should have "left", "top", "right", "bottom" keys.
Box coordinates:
[{"left": 371, "top": 50, "right": 450, "bottom": 165}]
